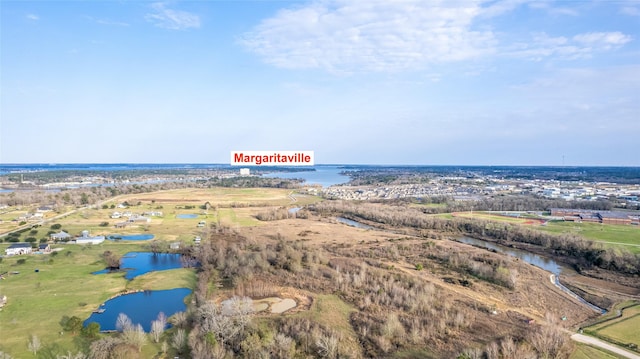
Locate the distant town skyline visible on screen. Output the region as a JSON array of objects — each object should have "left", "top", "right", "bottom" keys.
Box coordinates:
[{"left": 1, "top": 1, "right": 639, "bottom": 166}]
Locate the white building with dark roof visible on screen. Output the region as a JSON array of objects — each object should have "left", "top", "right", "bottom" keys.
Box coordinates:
[{"left": 5, "top": 243, "right": 33, "bottom": 256}]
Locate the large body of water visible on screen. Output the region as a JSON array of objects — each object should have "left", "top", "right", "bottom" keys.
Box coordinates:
[
  {"left": 92, "top": 252, "right": 183, "bottom": 280},
  {"left": 263, "top": 165, "right": 350, "bottom": 187},
  {"left": 84, "top": 288, "right": 191, "bottom": 332}
]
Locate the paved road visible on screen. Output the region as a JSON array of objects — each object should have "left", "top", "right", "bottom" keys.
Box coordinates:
[{"left": 571, "top": 334, "right": 640, "bottom": 359}]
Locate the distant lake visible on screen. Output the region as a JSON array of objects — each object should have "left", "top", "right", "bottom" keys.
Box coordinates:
[
  {"left": 264, "top": 166, "right": 349, "bottom": 187},
  {"left": 176, "top": 214, "right": 198, "bottom": 219},
  {"left": 92, "top": 252, "right": 183, "bottom": 280},
  {"left": 84, "top": 288, "right": 191, "bottom": 332}
]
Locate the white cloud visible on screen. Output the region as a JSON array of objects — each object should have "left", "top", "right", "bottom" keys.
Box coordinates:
[
  {"left": 26, "top": 14, "right": 39, "bottom": 21},
  {"left": 145, "top": 2, "right": 200, "bottom": 30},
  {"left": 620, "top": 6, "right": 640, "bottom": 16},
  {"left": 241, "top": 0, "right": 632, "bottom": 73},
  {"left": 573, "top": 32, "right": 633, "bottom": 48},
  {"left": 507, "top": 31, "right": 632, "bottom": 60},
  {"left": 527, "top": 1, "right": 579, "bottom": 16},
  {"left": 240, "top": 0, "right": 497, "bottom": 73}
]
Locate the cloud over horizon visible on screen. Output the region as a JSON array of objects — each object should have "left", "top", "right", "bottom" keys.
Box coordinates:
[
  {"left": 146, "top": 2, "right": 200, "bottom": 30},
  {"left": 241, "top": 0, "right": 633, "bottom": 73}
]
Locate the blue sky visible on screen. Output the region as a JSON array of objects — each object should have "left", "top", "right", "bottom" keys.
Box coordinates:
[{"left": 1, "top": 0, "right": 639, "bottom": 166}]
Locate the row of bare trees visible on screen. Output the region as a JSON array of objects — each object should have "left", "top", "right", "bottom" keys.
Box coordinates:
[{"left": 310, "top": 200, "right": 640, "bottom": 276}]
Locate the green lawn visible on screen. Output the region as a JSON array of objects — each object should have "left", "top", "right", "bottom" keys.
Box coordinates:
[
  {"left": 538, "top": 221, "right": 640, "bottom": 253},
  {"left": 570, "top": 343, "right": 626, "bottom": 359},
  {"left": 588, "top": 305, "right": 640, "bottom": 348},
  {"left": 0, "top": 241, "right": 190, "bottom": 357}
]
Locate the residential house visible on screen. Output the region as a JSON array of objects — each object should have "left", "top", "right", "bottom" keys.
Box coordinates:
[
  {"left": 74, "top": 230, "right": 105, "bottom": 245},
  {"left": 5, "top": 243, "right": 33, "bottom": 256},
  {"left": 50, "top": 231, "right": 71, "bottom": 241}
]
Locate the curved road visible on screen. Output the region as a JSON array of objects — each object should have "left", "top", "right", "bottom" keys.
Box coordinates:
[{"left": 571, "top": 334, "right": 640, "bottom": 359}]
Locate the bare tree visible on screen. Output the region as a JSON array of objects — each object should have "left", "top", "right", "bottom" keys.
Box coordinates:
[
  {"left": 27, "top": 334, "right": 41, "bottom": 356},
  {"left": 115, "top": 313, "right": 132, "bottom": 332},
  {"left": 56, "top": 351, "right": 87, "bottom": 359},
  {"left": 121, "top": 324, "right": 146, "bottom": 352},
  {"left": 316, "top": 333, "right": 339, "bottom": 359},
  {"left": 172, "top": 329, "right": 187, "bottom": 354},
  {"left": 89, "top": 337, "right": 122, "bottom": 359},
  {"left": 271, "top": 333, "right": 295, "bottom": 359},
  {"left": 529, "top": 324, "right": 571, "bottom": 359},
  {"left": 150, "top": 312, "right": 167, "bottom": 343},
  {"left": 169, "top": 311, "right": 188, "bottom": 328},
  {"left": 198, "top": 296, "right": 254, "bottom": 346}
]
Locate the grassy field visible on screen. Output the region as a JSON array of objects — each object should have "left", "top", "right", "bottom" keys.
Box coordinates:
[
  {"left": 114, "top": 187, "right": 320, "bottom": 208},
  {"left": 537, "top": 221, "right": 640, "bottom": 253},
  {"left": 570, "top": 343, "right": 627, "bottom": 359},
  {"left": 451, "top": 211, "right": 538, "bottom": 224},
  {"left": 0, "top": 242, "right": 148, "bottom": 356},
  {"left": 434, "top": 211, "right": 640, "bottom": 254},
  {"left": 586, "top": 305, "right": 640, "bottom": 349}
]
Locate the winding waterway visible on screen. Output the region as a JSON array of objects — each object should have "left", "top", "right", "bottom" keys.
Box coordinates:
[
  {"left": 456, "top": 237, "right": 605, "bottom": 313},
  {"left": 337, "top": 216, "right": 606, "bottom": 313}
]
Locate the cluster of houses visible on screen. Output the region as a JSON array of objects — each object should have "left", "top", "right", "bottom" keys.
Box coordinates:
[
  {"left": 550, "top": 208, "right": 640, "bottom": 226},
  {"left": 4, "top": 229, "right": 106, "bottom": 256},
  {"left": 50, "top": 230, "right": 105, "bottom": 244},
  {"left": 111, "top": 211, "right": 161, "bottom": 228}
]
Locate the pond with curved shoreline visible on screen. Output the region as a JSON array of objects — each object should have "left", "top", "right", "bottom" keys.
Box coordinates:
[
  {"left": 107, "top": 234, "right": 155, "bottom": 241},
  {"left": 84, "top": 288, "right": 191, "bottom": 332},
  {"left": 92, "top": 252, "right": 184, "bottom": 280}
]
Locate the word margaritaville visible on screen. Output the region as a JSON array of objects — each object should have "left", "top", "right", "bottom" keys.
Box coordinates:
[{"left": 231, "top": 151, "right": 314, "bottom": 166}]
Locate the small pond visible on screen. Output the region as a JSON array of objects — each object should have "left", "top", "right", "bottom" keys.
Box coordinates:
[
  {"left": 107, "top": 234, "right": 155, "bottom": 241},
  {"left": 92, "top": 252, "right": 184, "bottom": 280},
  {"left": 336, "top": 217, "right": 374, "bottom": 230},
  {"left": 288, "top": 207, "right": 302, "bottom": 214},
  {"left": 84, "top": 288, "right": 191, "bottom": 332},
  {"left": 176, "top": 214, "right": 198, "bottom": 219}
]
